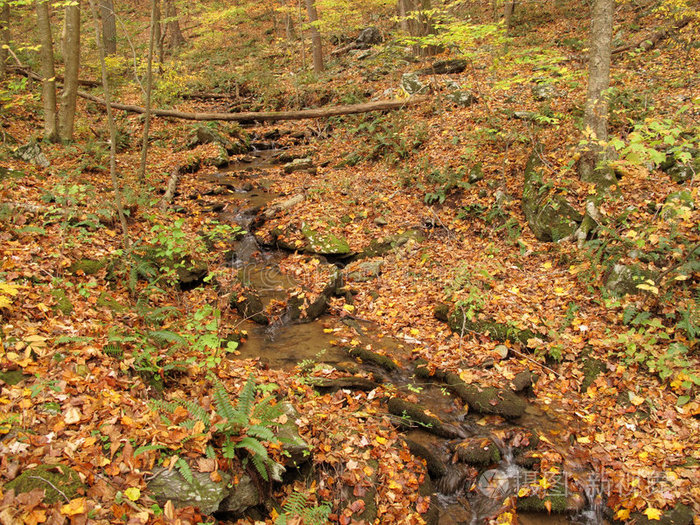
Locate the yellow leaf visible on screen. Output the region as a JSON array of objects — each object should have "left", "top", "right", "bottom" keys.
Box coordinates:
[
  {"left": 124, "top": 487, "right": 141, "bottom": 501},
  {"left": 643, "top": 507, "right": 662, "bottom": 520},
  {"left": 323, "top": 328, "right": 334, "bottom": 333},
  {"left": 544, "top": 500, "right": 552, "bottom": 513},
  {"left": 375, "top": 436, "right": 387, "bottom": 445},
  {"left": 410, "top": 328, "right": 420, "bottom": 336},
  {"left": 343, "top": 304, "right": 355, "bottom": 313},
  {"left": 542, "top": 262, "right": 552, "bottom": 269},
  {"left": 538, "top": 476, "right": 552, "bottom": 490},
  {"left": 615, "top": 509, "right": 631, "bottom": 520},
  {"left": 577, "top": 436, "right": 591, "bottom": 444},
  {"left": 60, "top": 497, "right": 87, "bottom": 516},
  {"left": 629, "top": 393, "right": 645, "bottom": 406},
  {"left": 0, "top": 296, "right": 11, "bottom": 308}
]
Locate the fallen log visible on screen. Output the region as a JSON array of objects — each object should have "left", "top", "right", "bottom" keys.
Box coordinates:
[
  {"left": 9, "top": 65, "right": 100, "bottom": 88},
  {"left": 159, "top": 166, "right": 182, "bottom": 211},
  {"left": 611, "top": 17, "right": 691, "bottom": 56},
  {"left": 76, "top": 89, "right": 429, "bottom": 123}
]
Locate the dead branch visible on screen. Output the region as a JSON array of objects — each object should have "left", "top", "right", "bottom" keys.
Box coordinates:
[
  {"left": 159, "top": 166, "right": 182, "bottom": 211},
  {"left": 9, "top": 65, "right": 100, "bottom": 87},
  {"left": 611, "top": 17, "right": 691, "bottom": 56},
  {"left": 76, "top": 89, "right": 429, "bottom": 123}
]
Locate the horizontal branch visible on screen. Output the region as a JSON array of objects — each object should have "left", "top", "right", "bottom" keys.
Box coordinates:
[{"left": 75, "top": 90, "right": 429, "bottom": 122}]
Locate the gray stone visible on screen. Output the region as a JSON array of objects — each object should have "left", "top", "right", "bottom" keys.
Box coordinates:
[
  {"left": 512, "top": 111, "right": 537, "bottom": 121},
  {"left": 14, "top": 141, "right": 50, "bottom": 168},
  {"left": 283, "top": 157, "right": 314, "bottom": 174},
  {"left": 660, "top": 148, "right": 698, "bottom": 184},
  {"left": 347, "top": 260, "right": 383, "bottom": 282},
  {"left": 445, "top": 90, "right": 477, "bottom": 107},
  {"left": 522, "top": 147, "right": 583, "bottom": 242},
  {"left": 604, "top": 264, "right": 657, "bottom": 296},
  {"left": 531, "top": 83, "right": 557, "bottom": 101},
  {"left": 275, "top": 402, "right": 312, "bottom": 467},
  {"left": 218, "top": 474, "right": 260, "bottom": 515},
  {"left": 401, "top": 73, "right": 428, "bottom": 95},
  {"left": 147, "top": 466, "right": 232, "bottom": 515},
  {"left": 356, "top": 27, "right": 382, "bottom": 47}
]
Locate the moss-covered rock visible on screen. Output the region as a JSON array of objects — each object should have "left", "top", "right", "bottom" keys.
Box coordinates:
[
  {"left": 434, "top": 303, "right": 538, "bottom": 346},
  {"left": 454, "top": 437, "right": 501, "bottom": 465},
  {"left": 51, "top": 289, "right": 73, "bottom": 315},
  {"left": 0, "top": 370, "right": 29, "bottom": 386},
  {"left": 6, "top": 464, "right": 85, "bottom": 504},
  {"left": 581, "top": 357, "right": 605, "bottom": 392},
  {"left": 68, "top": 258, "right": 107, "bottom": 275},
  {"left": 300, "top": 224, "right": 350, "bottom": 255},
  {"left": 147, "top": 465, "right": 234, "bottom": 515},
  {"left": 660, "top": 148, "right": 699, "bottom": 184},
  {"left": 387, "top": 398, "right": 462, "bottom": 438},
  {"left": 359, "top": 229, "right": 425, "bottom": 258},
  {"left": 618, "top": 503, "right": 693, "bottom": 525},
  {"left": 232, "top": 291, "right": 269, "bottom": 324},
  {"left": 522, "top": 148, "right": 583, "bottom": 242},
  {"left": 604, "top": 264, "right": 658, "bottom": 296}
]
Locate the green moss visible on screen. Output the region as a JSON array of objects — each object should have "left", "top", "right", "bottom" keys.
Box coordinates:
[
  {"left": 581, "top": 358, "right": 605, "bottom": 392},
  {"left": 455, "top": 437, "right": 501, "bottom": 465},
  {"left": 51, "top": 289, "right": 73, "bottom": 315},
  {"left": 68, "top": 258, "right": 107, "bottom": 275},
  {"left": 6, "top": 464, "right": 85, "bottom": 504},
  {"left": 300, "top": 224, "right": 350, "bottom": 255},
  {"left": 0, "top": 370, "right": 29, "bottom": 386}
]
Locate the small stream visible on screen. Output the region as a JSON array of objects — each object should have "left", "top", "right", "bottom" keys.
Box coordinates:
[{"left": 201, "top": 146, "right": 608, "bottom": 525}]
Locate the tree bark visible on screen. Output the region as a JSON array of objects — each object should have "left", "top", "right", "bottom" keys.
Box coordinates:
[
  {"left": 504, "top": 1, "right": 517, "bottom": 30},
  {"left": 59, "top": 0, "right": 80, "bottom": 142},
  {"left": 87, "top": 0, "right": 130, "bottom": 250},
  {"left": 154, "top": 0, "right": 164, "bottom": 67},
  {"left": 98, "top": 0, "right": 116, "bottom": 54},
  {"left": 163, "top": 0, "right": 185, "bottom": 48},
  {"left": 137, "top": 0, "right": 156, "bottom": 184},
  {"left": 35, "top": 0, "right": 59, "bottom": 142},
  {"left": 0, "top": 2, "right": 9, "bottom": 79},
  {"left": 400, "top": 0, "right": 439, "bottom": 57},
  {"left": 304, "top": 0, "right": 323, "bottom": 73},
  {"left": 580, "top": 0, "right": 615, "bottom": 186}
]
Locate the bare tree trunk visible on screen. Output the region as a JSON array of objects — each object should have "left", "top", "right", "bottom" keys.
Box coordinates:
[
  {"left": 504, "top": 1, "right": 517, "bottom": 30},
  {"left": 98, "top": 0, "right": 116, "bottom": 54},
  {"left": 59, "top": 0, "right": 80, "bottom": 142},
  {"left": 87, "top": 0, "right": 130, "bottom": 249},
  {"left": 579, "top": 0, "right": 615, "bottom": 186},
  {"left": 284, "top": 12, "right": 295, "bottom": 40},
  {"left": 154, "top": 0, "right": 164, "bottom": 69},
  {"left": 36, "top": 0, "right": 59, "bottom": 142},
  {"left": 304, "top": 0, "right": 323, "bottom": 73},
  {"left": 0, "top": 3, "right": 9, "bottom": 79},
  {"left": 397, "top": 0, "right": 409, "bottom": 32},
  {"left": 164, "top": 0, "right": 185, "bottom": 48},
  {"left": 401, "top": 0, "right": 439, "bottom": 57},
  {"left": 137, "top": 0, "right": 156, "bottom": 184}
]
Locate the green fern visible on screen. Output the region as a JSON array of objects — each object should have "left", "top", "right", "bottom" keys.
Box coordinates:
[
  {"left": 176, "top": 457, "right": 195, "bottom": 486},
  {"left": 177, "top": 399, "right": 212, "bottom": 430},
  {"left": 276, "top": 492, "right": 332, "bottom": 525},
  {"left": 148, "top": 330, "right": 186, "bottom": 346},
  {"left": 237, "top": 375, "right": 257, "bottom": 418},
  {"left": 213, "top": 382, "right": 239, "bottom": 422}
]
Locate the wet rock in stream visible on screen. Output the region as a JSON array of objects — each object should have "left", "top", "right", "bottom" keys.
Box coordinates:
[{"left": 388, "top": 398, "right": 463, "bottom": 439}]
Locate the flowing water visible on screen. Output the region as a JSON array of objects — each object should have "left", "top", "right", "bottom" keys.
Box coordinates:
[{"left": 208, "top": 148, "right": 608, "bottom": 525}]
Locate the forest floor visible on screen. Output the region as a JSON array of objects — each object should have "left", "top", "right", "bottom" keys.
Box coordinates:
[{"left": 0, "top": 1, "right": 698, "bottom": 524}]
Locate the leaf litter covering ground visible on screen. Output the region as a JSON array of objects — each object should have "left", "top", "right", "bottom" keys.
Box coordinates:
[{"left": 1, "top": 5, "right": 700, "bottom": 525}]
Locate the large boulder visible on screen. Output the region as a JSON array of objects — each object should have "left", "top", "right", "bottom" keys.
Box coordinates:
[
  {"left": 401, "top": 73, "right": 429, "bottom": 95},
  {"left": 14, "top": 141, "right": 50, "bottom": 168},
  {"left": 522, "top": 148, "right": 583, "bottom": 242},
  {"left": 604, "top": 264, "right": 658, "bottom": 296},
  {"left": 6, "top": 464, "right": 85, "bottom": 504},
  {"left": 356, "top": 27, "right": 382, "bottom": 47},
  {"left": 146, "top": 466, "right": 234, "bottom": 515}
]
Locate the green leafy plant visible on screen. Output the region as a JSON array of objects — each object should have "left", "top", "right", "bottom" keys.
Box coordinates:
[
  {"left": 275, "top": 491, "right": 332, "bottom": 525},
  {"left": 213, "top": 376, "right": 286, "bottom": 482}
]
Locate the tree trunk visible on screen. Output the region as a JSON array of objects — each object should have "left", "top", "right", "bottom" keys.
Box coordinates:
[
  {"left": 35, "top": 0, "right": 59, "bottom": 142},
  {"left": 0, "top": 3, "right": 9, "bottom": 79},
  {"left": 137, "top": 0, "right": 156, "bottom": 184},
  {"left": 87, "top": 0, "right": 130, "bottom": 250},
  {"left": 580, "top": 0, "right": 615, "bottom": 186},
  {"left": 164, "top": 0, "right": 185, "bottom": 48},
  {"left": 304, "top": 0, "right": 323, "bottom": 73},
  {"left": 401, "top": 0, "right": 439, "bottom": 57},
  {"left": 154, "top": 0, "right": 164, "bottom": 68},
  {"left": 59, "top": 0, "right": 80, "bottom": 142},
  {"left": 397, "top": 0, "right": 409, "bottom": 32},
  {"left": 504, "top": 1, "right": 517, "bottom": 30},
  {"left": 98, "top": 0, "right": 116, "bottom": 54}
]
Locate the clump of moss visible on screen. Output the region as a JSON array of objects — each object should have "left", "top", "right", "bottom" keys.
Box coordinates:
[{"left": 6, "top": 464, "right": 85, "bottom": 504}]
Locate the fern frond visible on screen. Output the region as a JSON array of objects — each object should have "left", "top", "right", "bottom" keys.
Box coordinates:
[
  {"left": 177, "top": 399, "right": 212, "bottom": 430},
  {"left": 148, "top": 330, "right": 186, "bottom": 345},
  {"left": 247, "top": 424, "right": 276, "bottom": 442},
  {"left": 213, "top": 382, "right": 239, "bottom": 421},
  {"left": 236, "top": 436, "right": 270, "bottom": 459},
  {"left": 134, "top": 444, "right": 167, "bottom": 457},
  {"left": 250, "top": 453, "right": 269, "bottom": 481},
  {"left": 252, "top": 395, "right": 283, "bottom": 422},
  {"left": 176, "top": 458, "right": 195, "bottom": 486},
  {"left": 238, "top": 375, "right": 257, "bottom": 418}
]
